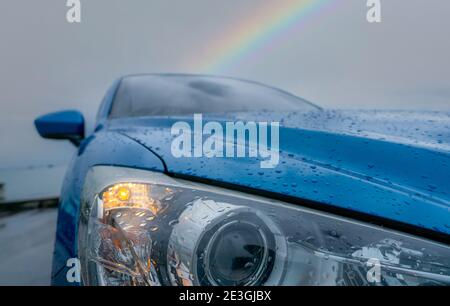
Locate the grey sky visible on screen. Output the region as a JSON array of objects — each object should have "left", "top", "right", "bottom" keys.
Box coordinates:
[{"left": 0, "top": 0, "right": 449, "bottom": 170}]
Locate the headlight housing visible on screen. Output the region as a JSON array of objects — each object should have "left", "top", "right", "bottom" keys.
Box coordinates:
[{"left": 78, "top": 166, "right": 450, "bottom": 286}]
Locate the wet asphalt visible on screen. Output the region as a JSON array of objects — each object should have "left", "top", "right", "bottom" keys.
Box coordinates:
[{"left": 0, "top": 208, "right": 57, "bottom": 285}]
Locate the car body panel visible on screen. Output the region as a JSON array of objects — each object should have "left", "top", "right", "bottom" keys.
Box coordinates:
[
  {"left": 50, "top": 75, "right": 450, "bottom": 285},
  {"left": 109, "top": 111, "right": 450, "bottom": 236}
]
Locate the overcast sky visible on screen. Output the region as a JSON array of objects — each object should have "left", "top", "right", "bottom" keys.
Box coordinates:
[{"left": 0, "top": 0, "right": 449, "bottom": 170}]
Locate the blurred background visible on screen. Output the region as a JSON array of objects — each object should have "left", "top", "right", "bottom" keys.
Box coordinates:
[{"left": 0, "top": 0, "right": 449, "bottom": 285}]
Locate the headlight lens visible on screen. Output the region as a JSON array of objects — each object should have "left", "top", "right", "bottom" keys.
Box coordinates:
[{"left": 79, "top": 166, "right": 450, "bottom": 286}]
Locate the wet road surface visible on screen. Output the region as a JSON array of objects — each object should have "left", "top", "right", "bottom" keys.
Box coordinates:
[{"left": 0, "top": 208, "right": 57, "bottom": 285}]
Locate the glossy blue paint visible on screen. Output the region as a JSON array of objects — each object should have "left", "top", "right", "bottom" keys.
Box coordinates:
[
  {"left": 111, "top": 114, "right": 450, "bottom": 236},
  {"left": 35, "top": 110, "right": 85, "bottom": 141},
  {"left": 47, "top": 75, "right": 450, "bottom": 285}
]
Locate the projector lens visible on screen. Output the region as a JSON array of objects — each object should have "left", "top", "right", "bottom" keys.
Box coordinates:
[{"left": 197, "top": 213, "right": 276, "bottom": 286}]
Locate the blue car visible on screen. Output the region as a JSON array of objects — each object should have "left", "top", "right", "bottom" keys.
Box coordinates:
[{"left": 35, "top": 74, "right": 450, "bottom": 286}]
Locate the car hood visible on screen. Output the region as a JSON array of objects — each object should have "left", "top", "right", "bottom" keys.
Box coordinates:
[{"left": 106, "top": 110, "right": 450, "bottom": 236}]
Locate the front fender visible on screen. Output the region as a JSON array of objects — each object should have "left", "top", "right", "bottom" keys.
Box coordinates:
[{"left": 51, "top": 131, "right": 165, "bottom": 285}]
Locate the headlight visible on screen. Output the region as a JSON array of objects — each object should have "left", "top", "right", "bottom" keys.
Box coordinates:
[{"left": 79, "top": 166, "right": 450, "bottom": 286}]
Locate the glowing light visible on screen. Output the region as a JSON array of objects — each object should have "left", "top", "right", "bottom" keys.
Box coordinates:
[
  {"left": 117, "top": 187, "right": 131, "bottom": 201},
  {"left": 102, "top": 183, "right": 160, "bottom": 214}
]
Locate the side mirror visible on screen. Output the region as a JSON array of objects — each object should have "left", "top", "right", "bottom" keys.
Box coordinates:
[{"left": 35, "top": 110, "right": 85, "bottom": 146}]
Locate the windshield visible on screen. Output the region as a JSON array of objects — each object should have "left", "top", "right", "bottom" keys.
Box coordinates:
[{"left": 109, "top": 74, "right": 319, "bottom": 118}]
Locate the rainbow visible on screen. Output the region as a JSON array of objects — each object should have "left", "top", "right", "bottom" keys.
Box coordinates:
[{"left": 187, "top": 0, "right": 333, "bottom": 73}]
